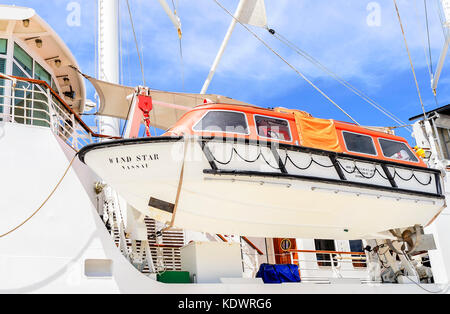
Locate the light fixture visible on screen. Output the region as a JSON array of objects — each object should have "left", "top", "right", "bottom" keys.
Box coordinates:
[
  {"left": 35, "top": 38, "right": 43, "bottom": 48},
  {"left": 22, "top": 19, "right": 30, "bottom": 28},
  {"left": 54, "top": 59, "right": 62, "bottom": 68}
]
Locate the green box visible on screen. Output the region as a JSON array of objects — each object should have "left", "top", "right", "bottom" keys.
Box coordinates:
[{"left": 157, "top": 271, "right": 191, "bottom": 284}]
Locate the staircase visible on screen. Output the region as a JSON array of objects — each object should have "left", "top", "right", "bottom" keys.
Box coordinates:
[{"left": 99, "top": 188, "right": 184, "bottom": 274}]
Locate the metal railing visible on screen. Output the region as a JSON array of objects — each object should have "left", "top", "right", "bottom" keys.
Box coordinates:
[
  {"left": 0, "top": 74, "right": 120, "bottom": 150},
  {"left": 242, "top": 249, "right": 369, "bottom": 283}
]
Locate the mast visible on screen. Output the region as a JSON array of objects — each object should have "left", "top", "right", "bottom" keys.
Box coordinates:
[{"left": 98, "top": 0, "right": 120, "bottom": 137}]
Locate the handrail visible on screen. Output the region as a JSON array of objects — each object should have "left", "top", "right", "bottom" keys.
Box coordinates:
[
  {"left": 289, "top": 249, "right": 366, "bottom": 256},
  {"left": 242, "top": 236, "right": 264, "bottom": 255},
  {"left": 216, "top": 234, "right": 264, "bottom": 255},
  {"left": 0, "top": 73, "right": 121, "bottom": 140}
]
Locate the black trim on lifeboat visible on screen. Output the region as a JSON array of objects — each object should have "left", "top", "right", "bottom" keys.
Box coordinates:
[{"left": 203, "top": 169, "right": 444, "bottom": 200}]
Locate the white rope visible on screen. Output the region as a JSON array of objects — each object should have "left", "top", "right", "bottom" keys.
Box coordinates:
[{"left": 211, "top": 0, "right": 360, "bottom": 125}]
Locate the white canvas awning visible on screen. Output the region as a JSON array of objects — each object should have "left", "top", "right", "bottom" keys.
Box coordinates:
[{"left": 86, "top": 75, "right": 254, "bottom": 130}]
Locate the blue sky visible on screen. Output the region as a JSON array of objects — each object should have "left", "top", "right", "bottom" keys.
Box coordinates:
[{"left": 5, "top": 0, "right": 450, "bottom": 142}]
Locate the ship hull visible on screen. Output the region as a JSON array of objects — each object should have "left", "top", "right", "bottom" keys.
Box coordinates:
[{"left": 79, "top": 136, "right": 445, "bottom": 240}]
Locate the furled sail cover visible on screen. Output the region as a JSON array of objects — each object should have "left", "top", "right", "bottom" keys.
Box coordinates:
[
  {"left": 239, "top": 0, "right": 267, "bottom": 28},
  {"left": 86, "top": 76, "right": 254, "bottom": 130},
  {"left": 275, "top": 107, "right": 342, "bottom": 152}
]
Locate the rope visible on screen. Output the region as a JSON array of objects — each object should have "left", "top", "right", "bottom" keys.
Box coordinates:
[
  {"left": 162, "top": 135, "right": 189, "bottom": 232},
  {"left": 0, "top": 154, "right": 77, "bottom": 239},
  {"left": 393, "top": 0, "right": 427, "bottom": 120},
  {"left": 269, "top": 29, "right": 411, "bottom": 131},
  {"left": 211, "top": 0, "right": 360, "bottom": 125},
  {"left": 126, "top": 0, "right": 146, "bottom": 86}
]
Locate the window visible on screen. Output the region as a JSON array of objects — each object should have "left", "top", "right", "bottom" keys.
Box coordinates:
[
  {"left": 378, "top": 138, "right": 418, "bottom": 162},
  {"left": 14, "top": 43, "right": 33, "bottom": 76},
  {"left": 0, "top": 56, "right": 5, "bottom": 119},
  {"left": 314, "top": 239, "right": 337, "bottom": 267},
  {"left": 437, "top": 127, "right": 450, "bottom": 160},
  {"left": 12, "top": 63, "right": 32, "bottom": 125},
  {"left": 193, "top": 110, "right": 248, "bottom": 134},
  {"left": 255, "top": 115, "right": 292, "bottom": 141},
  {"left": 51, "top": 78, "right": 59, "bottom": 95},
  {"left": 35, "top": 62, "right": 51, "bottom": 85},
  {"left": 0, "top": 38, "right": 7, "bottom": 55},
  {"left": 349, "top": 240, "right": 366, "bottom": 268},
  {"left": 342, "top": 131, "right": 377, "bottom": 155}
]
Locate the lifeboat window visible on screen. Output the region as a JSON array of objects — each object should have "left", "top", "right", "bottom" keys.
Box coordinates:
[
  {"left": 378, "top": 138, "right": 418, "bottom": 162},
  {"left": 342, "top": 131, "right": 377, "bottom": 156},
  {"left": 193, "top": 110, "right": 249, "bottom": 134},
  {"left": 254, "top": 115, "right": 292, "bottom": 141}
]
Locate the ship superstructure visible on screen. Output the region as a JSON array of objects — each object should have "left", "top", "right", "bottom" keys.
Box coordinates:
[{"left": 0, "top": 2, "right": 449, "bottom": 294}]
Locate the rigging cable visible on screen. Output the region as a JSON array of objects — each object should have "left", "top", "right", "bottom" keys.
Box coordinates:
[
  {"left": 423, "top": 0, "right": 440, "bottom": 107},
  {"left": 171, "top": 0, "right": 185, "bottom": 91},
  {"left": 424, "top": 0, "right": 434, "bottom": 76},
  {"left": 126, "top": 0, "right": 146, "bottom": 86},
  {"left": 268, "top": 29, "right": 411, "bottom": 131},
  {"left": 393, "top": 0, "right": 427, "bottom": 120},
  {"left": 211, "top": 0, "right": 360, "bottom": 125}
]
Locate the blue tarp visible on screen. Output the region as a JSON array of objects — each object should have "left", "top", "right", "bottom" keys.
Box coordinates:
[{"left": 256, "top": 264, "right": 301, "bottom": 284}]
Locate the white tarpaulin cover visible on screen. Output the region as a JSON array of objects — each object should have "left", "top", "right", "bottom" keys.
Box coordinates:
[
  {"left": 240, "top": 0, "right": 267, "bottom": 27},
  {"left": 86, "top": 76, "right": 254, "bottom": 130}
]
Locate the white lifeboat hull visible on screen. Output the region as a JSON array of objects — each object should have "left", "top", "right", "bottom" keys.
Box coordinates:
[{"left": 79, "top": 136, "right": 446, "bottom": 240}]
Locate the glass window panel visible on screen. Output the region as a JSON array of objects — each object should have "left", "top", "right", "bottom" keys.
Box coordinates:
[
  {"left": 193, "top": 111, "right": 248, "bottom": 134},
  {"left": 342, "top": 132, "right": 377, "bottom": 155},
  {"left": 378, "top": 138, "right": 418, "bottom": 162},
  {"left": 32, "top": 85, "right": 50, "bottom": 127},
  {"left": 0, "top": 38, "right": 7, "bottom": 54},
  {"left": 314, "top": 239, "right": 337, "bottom": 267},
  {"left": 255, "top": 115, "right": 292, "bottom": 141},
  {"left": 437, "top": 128, "right": 450, "bottom": 160},
  {"left": 35, "top": 62, "right": 51, "bottom": 85},
  {"left": 51, "top": 78, "right": 59, "bottom": 95},
  {"left": 13, "top": 43, "right": 33, "bottom": 76},
  {"left": 0, "top": 57, "right": 5, "bottom": 119},
  {"left": 12, "top": 63, "right": 33, "bottom": 125},
  {"left": 349, "top": 240, "right": 366, "bottom": 268}
]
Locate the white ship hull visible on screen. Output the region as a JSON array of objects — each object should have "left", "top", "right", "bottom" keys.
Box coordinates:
[{"left": 80, "top": 136, "right": 446, "bottom": 240}]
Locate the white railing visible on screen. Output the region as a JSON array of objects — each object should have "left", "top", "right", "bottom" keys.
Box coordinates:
[
  {"left": 0, "top": 74, "right": 118, "bottom": 150},
  {"left": 243, "top": 249, "right": 370, "bottom": 283}
]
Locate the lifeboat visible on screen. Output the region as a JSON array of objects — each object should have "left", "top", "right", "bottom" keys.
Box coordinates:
[{"left": 79, "top": 103, "right": 445, "bottom": 240}]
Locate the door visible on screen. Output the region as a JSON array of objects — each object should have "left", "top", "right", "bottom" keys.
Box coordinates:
[{"left": 273, "top": 238, "right": 298, "bottom": 265}]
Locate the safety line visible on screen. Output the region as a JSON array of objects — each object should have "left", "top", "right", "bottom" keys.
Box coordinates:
[
  {"left": 211, "top": 0, "right": 360, "bottom": 125},
  {"left": 0, "top": 154, "right": 77, "bottom": 239}
]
